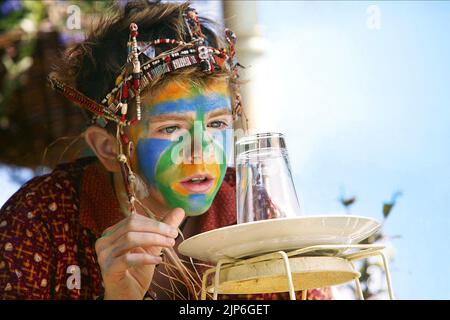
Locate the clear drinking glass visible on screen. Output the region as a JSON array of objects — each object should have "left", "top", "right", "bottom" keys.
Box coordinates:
[{"left": 235, "top": 132, "right": 302, "bottom": 224}]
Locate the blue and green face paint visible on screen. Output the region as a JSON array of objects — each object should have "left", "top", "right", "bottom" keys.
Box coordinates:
[{"left": 130, "top": 80, "right": 233, "bottom": 216}]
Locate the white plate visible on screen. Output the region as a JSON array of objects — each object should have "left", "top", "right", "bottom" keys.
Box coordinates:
[{"left": 178, "top": 215, "right": 380, "bottom": 264}]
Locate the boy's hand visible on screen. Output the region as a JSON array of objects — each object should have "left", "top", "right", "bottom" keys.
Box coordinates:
[{"left": 95, "top": 208, "right": 185, "bottom": 300}]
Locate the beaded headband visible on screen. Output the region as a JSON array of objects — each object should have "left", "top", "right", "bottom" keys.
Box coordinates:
[
  {"left": 47, "top": 7, "right": 247, "bottom": 215},
  {"left": 48, "top": 7, "right": 246, "bottom": 128}
]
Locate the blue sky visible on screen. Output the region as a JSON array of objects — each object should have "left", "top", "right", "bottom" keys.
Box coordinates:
[{"left": 256, "top": 1, "right": 450, "bottom": 299}]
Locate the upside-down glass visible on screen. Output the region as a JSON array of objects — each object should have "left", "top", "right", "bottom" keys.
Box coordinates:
[{"left": 235, "top": 132, "right": 302, "bottom": 224}]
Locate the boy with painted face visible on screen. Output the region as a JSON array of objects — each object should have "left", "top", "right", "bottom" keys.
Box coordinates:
[
  {"left": 132, "top": 80, "right": 233, "bottom": 217},
  {"left": 0, "top": 2, "right": 332, "bottom": 300}
]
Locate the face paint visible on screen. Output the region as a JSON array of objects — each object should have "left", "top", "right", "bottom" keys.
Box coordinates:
[{"left": 133, "top": 81, "right": 232, "bottom": 216}]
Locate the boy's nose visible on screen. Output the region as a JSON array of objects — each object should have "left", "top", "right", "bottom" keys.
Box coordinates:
[
  {"left": 187, "top": 121, "right": 214, "bottom": 164},
  {"left": 191, "top": 122, "right": 203, "bottom": 164}
]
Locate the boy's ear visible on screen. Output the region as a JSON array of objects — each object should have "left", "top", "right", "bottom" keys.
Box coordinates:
[{"left": 84, "top": 126, "right": 120, "bottom": 172}]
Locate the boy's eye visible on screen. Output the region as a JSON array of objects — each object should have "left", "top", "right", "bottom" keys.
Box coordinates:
[
  {"left": 208, "top": 120, "right": 228, "bottom": 129},
  {"left": 159, "top": 126, "right": 179, "bottom": 134}
]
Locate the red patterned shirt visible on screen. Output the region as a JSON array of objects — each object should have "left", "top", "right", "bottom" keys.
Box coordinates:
[{"left": 0, "top": 158, "right": 332, "bottom": 300}]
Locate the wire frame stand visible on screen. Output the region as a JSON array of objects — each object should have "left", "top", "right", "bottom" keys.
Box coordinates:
[{"left": 200, "top": 244, "right": 394, "bottom": 300}]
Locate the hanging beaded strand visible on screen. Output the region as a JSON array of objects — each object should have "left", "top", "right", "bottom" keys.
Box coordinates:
[
  {"left": 114, "top": 23, "right": 147, "bottom": 216},
  {"left": 224, "top": 28, "right": 248, "bottom": 132},
  {"left": 116, "top": 124, "right": 138, "bottom": 215},
  {"left": 129, "top": 23, "right": 142, "bottom": 121}
]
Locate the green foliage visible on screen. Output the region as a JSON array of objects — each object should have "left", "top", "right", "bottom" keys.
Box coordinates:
[
  {"left": 0, "top": 0, "right": 119, "bottom": 120},
  {"left": 339, "top": 189, "right": 402, "bottom": 299}
]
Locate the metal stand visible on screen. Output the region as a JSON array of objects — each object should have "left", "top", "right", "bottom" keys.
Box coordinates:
[{"left": 201, "top": 244, "right": 394, "bottom": 300}]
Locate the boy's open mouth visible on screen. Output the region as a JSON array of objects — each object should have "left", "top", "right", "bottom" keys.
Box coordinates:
[{"left": 178, "top": 174, "right": 214, "bottom": 194}]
